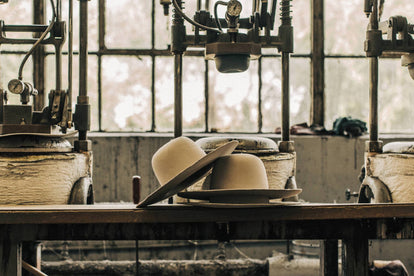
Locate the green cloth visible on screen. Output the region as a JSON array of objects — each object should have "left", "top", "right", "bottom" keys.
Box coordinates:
[{"left": 332, "top": 116, "right": 367, "bottom": 137}]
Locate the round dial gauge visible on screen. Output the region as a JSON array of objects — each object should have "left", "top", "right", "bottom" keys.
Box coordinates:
[
  {"left": 227, "top": 0, "right": 242, "bottom": 17},
  {"left": 8, "top": 79, "right": 24, "bottom": 94}
]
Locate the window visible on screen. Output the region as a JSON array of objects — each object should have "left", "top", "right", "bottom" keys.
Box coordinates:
[
  {"left": 2, "top": 0, "right": 412, "bottom": 133},
  {"left": 325, "top": 0, "right": 414, "bottom": 132}
]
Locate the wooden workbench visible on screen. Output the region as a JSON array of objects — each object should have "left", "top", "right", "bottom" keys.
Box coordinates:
[{"left": 0, "top": 203, "right": 413, "bottom": 275}]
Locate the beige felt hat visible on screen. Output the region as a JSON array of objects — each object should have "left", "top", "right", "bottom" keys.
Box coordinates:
[
  {"left": 178, "top": 153, "right": 301, "bottom": 204},
  {"left": 136, "top": 136, "right": 238, "bottom": 207}
]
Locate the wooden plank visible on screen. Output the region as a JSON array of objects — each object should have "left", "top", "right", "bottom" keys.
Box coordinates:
[
  {"left": 92, "top": 137, "right": 140, "bottom": 202},
  {"left": 0, "top": 203, "right": 412, "bottom": 224}
]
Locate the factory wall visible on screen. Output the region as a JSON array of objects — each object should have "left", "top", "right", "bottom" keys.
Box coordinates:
[{"left": 87, "top": 133, "right": 368, "bottom": 204}]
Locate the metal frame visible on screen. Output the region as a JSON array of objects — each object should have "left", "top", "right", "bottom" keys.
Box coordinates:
[{"left": 3, "top": 0, "right": 400, "bottom": 133}]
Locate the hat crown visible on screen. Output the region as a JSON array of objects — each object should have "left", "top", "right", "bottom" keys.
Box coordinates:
[
  {"left": 152, "top": 137, "right": 206, "bottom": 185},
  {"left": 210, "top": 154, "right": 268, "bottom": 190}
]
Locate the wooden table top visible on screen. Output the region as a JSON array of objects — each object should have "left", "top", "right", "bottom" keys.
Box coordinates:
[{"left": 0, "top": 203, "right": 412, "bottom": 224}]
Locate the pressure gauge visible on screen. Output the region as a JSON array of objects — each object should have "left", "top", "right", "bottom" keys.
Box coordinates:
[
  {"left": 227, "top": 0, "right": 242, "bottom": 17},
  {"left": 8, "top": 79, "right": 24, "bottom": 94}
]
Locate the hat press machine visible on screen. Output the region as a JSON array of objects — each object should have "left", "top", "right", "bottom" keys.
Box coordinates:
[
  {"left": 0, "top": 0, "right": 93, "bottom": 205},
  {"left": 160, "top": 0, "right": 298, "bottom": 198},
  {"left": 359, "top": 0, "right": 414, "bottom": 203}
]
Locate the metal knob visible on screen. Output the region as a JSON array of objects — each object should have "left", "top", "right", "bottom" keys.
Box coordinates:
[{"left": 345, "top": 189, "right": 359, "bottom": 201}]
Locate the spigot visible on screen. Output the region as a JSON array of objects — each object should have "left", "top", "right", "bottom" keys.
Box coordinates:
[
  {"left": 345, "top": 189, "right": 359, "bottom": 201},
  {"left": 160, "top": 0, "right": 172, "bottom": 16}
]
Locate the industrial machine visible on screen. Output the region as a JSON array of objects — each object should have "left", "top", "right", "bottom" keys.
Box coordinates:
[
  {"left": 360, "top": 0, "right": 414, "bottom": 203},
  {"left": 0, "top": 0, "right": 93, "bottom": 205},
  {"left": 160, "top": 0, "right": 297, "bottom": 196}
]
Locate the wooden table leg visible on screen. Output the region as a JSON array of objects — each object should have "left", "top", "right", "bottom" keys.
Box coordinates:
[
  {"left": 0, "top": 240, "right": 22, "bottom": 276},
  {"left": 22, "top": 242, "right": 42, "bottom": 276},
  {"left": 320, "top": 239, "right": 338, "bottom": 276},
  {"left": 342, "top": 230, "right": 369, "bottom": 276}
]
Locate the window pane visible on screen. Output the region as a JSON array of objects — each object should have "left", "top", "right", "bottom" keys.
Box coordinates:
[
  {"left": 292, "top": 0, "right": 311, "bottom": 54},
  {"left": 105, "top": 0, "right": 151, "bottom": 48},
  {"left": 155, "top": 1, "right": 170, "bottom": 49},
  {"left": 0, "top": 0, "right": 32, "bottom": 51},
  {"left": 378, "top": 59, "right": 414, "bottom": 133},
  {"left": 183, "top": 57, "right": 205, "bottom": 132},
  {"left": 155, "top": 56, "right": 174, "bottom": 132},
  {"left": 380, "top": 2, "right": 414, "bottom": 21},
  {"left": 325, "top": 58, "right": 369, "bottom": 130},
  {"left": 261, "top": 57, "right": 310, "bottom": 132},
  {"left": 208, "top": 60, "right": 259, "bottom": 132},
  {"left": 325, "top": 0, "right": 366, "bottom": 55},
  {"left": 101, "top": 56, "right": 152, "bottom": 131}
]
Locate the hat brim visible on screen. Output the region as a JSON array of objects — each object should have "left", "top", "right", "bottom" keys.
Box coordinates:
[
  {"left": 183, "top": 201, "right": 301, "bottom": 208},
  {"left": 136, "top": 140, "right": 239, "bottom": 208},
  {"left": 177, "top": 189, "right": 302, "bottom": 204}
]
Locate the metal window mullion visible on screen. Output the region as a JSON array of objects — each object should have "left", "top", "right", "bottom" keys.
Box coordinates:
[
  {"left": 151, "top": 0, "right": 156, "bottom": 132},
  {"left": 311, "top": 0, "right": 324, "bottom": 127},
  {"left": 97, "top": 0, "right": 105, "bottom": 131},
  {"left": 32, "top": 0, "right": 46, "bottom": 111},
  {"left": 258, "top": 57, "right": 263, "bottom": 133}
]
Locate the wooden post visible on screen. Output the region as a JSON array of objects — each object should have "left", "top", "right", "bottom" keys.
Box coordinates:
[
  {"left": 0, "top": 241, "right": 22, "bottom": 276},
  {"left": 342, "top": 227, "right": 369, "bottom": 276},
  {"left": 320, "top": 239, "right": 338, "bottom": 276}
]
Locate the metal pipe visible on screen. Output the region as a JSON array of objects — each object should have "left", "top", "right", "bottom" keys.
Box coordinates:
[
  {"left": 3, "top": 24, "right": 48, "bottom": 32},
  {"left": 79, "top": 0, "right": 88, "bottom": 98},
  {"left": 369, "top": 57, "right": 379, "bottom": 142},
  {"left": 174, "top": 53, "right": 183, "bottom": 137},
  {"left": 151, "top": 55, "right": 156, "bottom": 132},
  {"left": 204, "top": 60, "right": 209, "bottom": 132},
  {"left": 98, "top": 0, "right": 105, "bottom": 131},
  {"left": 78, "top": 0, "right": 89, "bottom": 141},
  {"left": 55, "top": 42, "right": 62, "bottom": 91},
  {"left": 151, "top": 0, "right": 156, "bottom": 132},
  {"left": 281, "top": 52, "right": 290, "bottom": 142},
  {"left": 32, "top": 0, "right": 46, "bottom": 112},
  {"left": 56, "top": 0, "right": 62, "bottom": 22},
  {"left": 369, "top": 0, "right": 379, "bottom": 142},
  {"left": 258, "top": 57, "right": 263, "bottom": 133},
  {"left": 68, "top": 0, "right": 73, "bottom": 126},
  {"left": 172, "top": 0, "right": 184, "bottom": 137}
]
